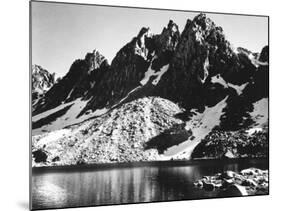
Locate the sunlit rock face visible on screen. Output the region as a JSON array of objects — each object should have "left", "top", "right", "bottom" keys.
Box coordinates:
[{"left": 32, "top": 97, "right": 186, "bottom": 166}]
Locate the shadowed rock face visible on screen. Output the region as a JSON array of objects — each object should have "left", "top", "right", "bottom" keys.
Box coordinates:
[
  {"left": 259, "top": 45, "right": 269, "bottom": 63},
  {"left": 191, "top": 130, "right": 269, "bottom": 159},
  {"left": 157, "top": 14, "right": 255, "bottom": 108},
  {"left": 79, "top": 20, "right": 181, "bottom": 115}
]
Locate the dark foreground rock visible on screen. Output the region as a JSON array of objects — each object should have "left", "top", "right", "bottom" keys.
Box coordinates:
[
  {"left": 191, "top": 130, "right": 268, "bottom": 159},
  {"left": 194, "top": 168, "right": 268, "bottom": 196}
]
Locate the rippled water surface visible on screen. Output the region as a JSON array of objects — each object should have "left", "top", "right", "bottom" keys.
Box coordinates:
[{"left": 32, "top": 159, "right": 268, "bottom": 210}]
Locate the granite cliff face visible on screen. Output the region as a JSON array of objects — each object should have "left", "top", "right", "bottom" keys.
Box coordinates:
[{"left": 32, "top": 13, "right": 269, "bottom": 166}]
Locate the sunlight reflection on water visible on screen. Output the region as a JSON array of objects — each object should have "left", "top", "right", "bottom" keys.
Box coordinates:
[{"left": 32, "top": 159, "right": 268, "bottom": 210}]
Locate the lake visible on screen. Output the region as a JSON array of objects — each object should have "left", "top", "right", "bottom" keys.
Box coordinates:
[{"left": 32, "top": 159, "right": 268, "bottom": 210}]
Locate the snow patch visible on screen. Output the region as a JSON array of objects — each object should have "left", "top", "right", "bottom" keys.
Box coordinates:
[
  {"left": 140, "top": 57, "right": 169, "bottom": 86},
  {"left": 152, "top": 64, "right": 169, "bottom": 85},
  {"left": 211, "top": 74, "right": 248, "bottom": 95},
  {"left": 66, "top": 88, "right": 74, "bottom": 100},
  {"left": 38, "top": 129, "right": 71, "bottom": 146},
  {"left": 246, "top": 127, "right": 263, "bottom": 136},
  {"left": 233, "top": 47, "right": 239, "bottom": 54},
  {"left": 119, "top": 86, "right": 141, "bottom": 104},
  {"left": 248, "top": 98, "right": 268, "bottom": 128},
  {"left": 211, "top": 74, "right": 228, "bottom": 88},
  {"left": 32, "top": 98, "right": 103, "bottom": 135},
  {"left": 164, "top": 96, "right": 228, "bottom": 159},
  {"left": 92, "top": 108, "right": 108, "bottom": 117},
  {"left": 33, "top": 101, "right": 74, "bottom": 122},
  {"left": 198, "top": 56, "right": 209, "bottom": 84},
  {"left": 248, "top": 53, "right": 268, "bottom": 67},
  {"left": 228, "top": 83, "right": 248, "bottom": 95},
  {"left": 140, "top": 57, "right": 157, "bottom": 85}
]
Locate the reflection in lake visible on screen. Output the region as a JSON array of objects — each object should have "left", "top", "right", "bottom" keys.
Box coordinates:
[{"left": 32, "top": 159, "right": 268, "bottom": 210}]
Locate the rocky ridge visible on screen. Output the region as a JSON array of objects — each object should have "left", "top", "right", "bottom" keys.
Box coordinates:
[
  {"left": 32, "top": 13, "right": 269, "bottom": 166},
  {"left": 33, "top": 50, "right": 109, "bottom": 115}
]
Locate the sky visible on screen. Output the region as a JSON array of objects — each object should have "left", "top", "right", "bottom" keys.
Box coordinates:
[{"left": 31, "top": 1, "right": 268, "bottom": 77}]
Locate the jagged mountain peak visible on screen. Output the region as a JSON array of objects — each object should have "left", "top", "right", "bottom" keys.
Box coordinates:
[
  {"left": 161, "top": 19, "right": 179, "bottom": 36},
  {"left": 259, "top": 45, "right": 269, "bottom": 62},
  {"left": 154, "top": 20, "right": 180, "bottom": 54},
  {"left": 158, "top": 13, "right": 238, "bottom": 105},
  {"left": 32, "top": 65, "right": 56, "bottom": 105},
  {"left": 32, "top": 64, "right": 43, "bottom": 73},
  {"left": 84, "top": 49, "right": 108, "bottom": 71},
  {"left": 32, "top": 49, "right": 109, "bottom": 115},
  {"left": 167, "top": 20, "right": 178, "bottom": 30},
  {"left": 192, "top": 13, "right": 215, "bottom": 28},
  {"left": 32, "top": 64, "right": 55, "bottom": 78},
  {"left": 137, "top": 27, "right": 151, "bottom": 39}
]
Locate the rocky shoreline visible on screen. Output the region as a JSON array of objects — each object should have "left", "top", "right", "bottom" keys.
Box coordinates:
[{"left": 194, "top": 167, "right": 269, "bottom": 196}]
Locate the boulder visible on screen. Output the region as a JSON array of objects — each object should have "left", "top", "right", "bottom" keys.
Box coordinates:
[{"left": 220, "top": 184, "right": 248, "bottom": 197}]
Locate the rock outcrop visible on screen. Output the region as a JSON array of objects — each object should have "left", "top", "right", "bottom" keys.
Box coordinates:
[
  {"left": 191, "top": 129, "right": 268, "bottom": 159},
  {"left": 194, "top": 168, "right": 268, "bottom": 196}
]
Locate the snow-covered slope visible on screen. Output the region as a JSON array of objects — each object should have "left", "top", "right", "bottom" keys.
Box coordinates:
[
  {"left": 32, "top": 97, "right": 185, "bottom": 166},
  {"left": 32, "top": 98, "right": 108, "bottom": 135},
  {"left": 164, "top": 96, "right": 228, "bottom": 159}
]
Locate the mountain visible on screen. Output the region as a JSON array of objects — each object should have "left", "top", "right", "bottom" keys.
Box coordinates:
[
  {"left": 32, "top": 65, "right": 56, "bottom": 104},
  {"left": 32, "top": 13, "right": 268, "bottom": 166},
  {"left": 33, "top": 49, "right": 109, "bottom": 115},
  {"left": 32, "top": 50, "right": 110, "bottom": 134},
  {"left": 32, "top": 20, "right": 180, "bottom": 134}
]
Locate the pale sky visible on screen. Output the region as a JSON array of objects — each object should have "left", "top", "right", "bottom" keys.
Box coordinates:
[{"left": 31, "top": 1, "right": 268, "bottom": 77}]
